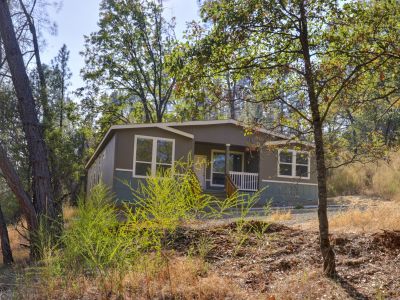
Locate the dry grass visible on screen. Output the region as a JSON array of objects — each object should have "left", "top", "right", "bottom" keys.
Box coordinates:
[
  {"left": 62, "top": 204, "right": 78, "bottom": 223},
  {"left": 328, "top": 151, "right": 400, "bottom": 200},
  {"left": 17, "top": 256, "right": 253, "bottom": 300},
  {"left": 126, "top": 257, "right": 251, "bottom": 299},
  {"left": 267, "top": 210, "right": 292, "bottom": 222},
  {"left": 1, "top": 224, "right": 29, "bottom": 265},
  {"left": 268, "top": 269, "right": 351, "bottom": 300},
  {"left": 0, "top": 204, "right": 78, "bottom": 267},
  {"left": 330, "top": 201, "right": 400, "bottom": 232}
]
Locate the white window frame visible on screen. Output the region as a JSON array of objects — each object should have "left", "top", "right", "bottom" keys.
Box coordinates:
[
  {"left": 210, "top": 149, "right": 244, "bottom": 187},
  {"left": 133, "top": 135, "right": 175, "bottom": 178},
  {"left": 277, "top": 149, "right": 310, "bottom": 179}
]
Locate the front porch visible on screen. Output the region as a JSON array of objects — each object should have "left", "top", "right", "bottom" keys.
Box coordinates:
[{"left": 193, "top": 142, "right": 260, "bottom": 195}]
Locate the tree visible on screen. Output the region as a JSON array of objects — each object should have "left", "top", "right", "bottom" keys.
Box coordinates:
[
  {"left": 0, "top": 202, "right": 13, "bottom": 265},
  {"left": 172, "top": 0, "right": 400, "bottom": 277},
  {"left": 51, "top": 44, "right": 72, "bottom": 131},
  {"left": 0, "top": 0, "right": 59, "bottom": 241},
  {"left": 82, "top": 0, "right": 177, "bottom": 123}
]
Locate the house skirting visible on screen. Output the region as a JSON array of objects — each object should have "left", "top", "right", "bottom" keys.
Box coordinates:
[
  {"left": 258, "top": 180, "right": 318, "bottom": 207},
  {"left": 113, "top": 170, "right": 319, "bottom": 207}
]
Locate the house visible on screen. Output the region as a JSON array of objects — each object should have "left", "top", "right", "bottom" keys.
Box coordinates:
[{"left": 85, "top": 119, "right": 318, "bottom": 207}]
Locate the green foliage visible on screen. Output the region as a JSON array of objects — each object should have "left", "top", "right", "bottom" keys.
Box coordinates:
[
  {"left": 0, "top": 188, "right": 20, "bottom": 223},
  {"left": 173, "top": 0, "right": 400, "bottom": 165},
  {"left": 82, "top": 0, "right": 177, "bottom": 123},
  {"left": 52, "top": 160, "right": 264, "bottom": 277},
  {"left": 128, "top": 162, "right": 209, "bottom": 231},
  {"left": 62, "top": 185, "right": 139, "bottom": 273}
]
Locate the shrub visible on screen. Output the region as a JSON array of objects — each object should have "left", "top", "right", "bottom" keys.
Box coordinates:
[
  {"left": 0, "top": 188, "right": 21, "bottom": 223},
  {"left": 371, "top": 155, "right": 400, "bottom": 201},
  {"left": 327, "top": 151, "right": 400, "bottom": 201},
  {"left": 327, "top": 164, "right": 369, "bottom": 196},
  {"left": 18, "top": 160, "right": 264, "bottom": 299},
  {"left": 62, "top": 184, "right": 139, "bottom": 273}
]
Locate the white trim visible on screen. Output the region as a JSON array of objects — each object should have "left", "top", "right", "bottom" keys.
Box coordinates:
[
  {"left": 156, "top": 125, "right": 194, "bottom": 139},
  {"left": 133, "top": 135, "right": 175, "bottom": 178},
  {"left": 265, "top": 140, "right": 315, "bottom": 148},
  {"left": 111, "top": 124, "right": 194, "bottom": 139},
  {"left": 85, "top": 124, "right": 192, "bottom": 169},
  {"left": 110, "top": 120, "right": 286, "bottom": 139},
  {"left": 277, "top": 149, "right": 311, "bottom": 179},
  {"left": 210, "top": 149, "right": 244, "bottom": 187},
  {"left": 262, "top": 179, "right": 318, "bottom": 186},
  {"left": 115, "top": 168, "right": 133, "bottom": 172},
  {"left": 86, "top": 119, "right": 291, "bottom": 169},
  {"left": 85, "top": 127, "right": 112, "bottom": 169}
]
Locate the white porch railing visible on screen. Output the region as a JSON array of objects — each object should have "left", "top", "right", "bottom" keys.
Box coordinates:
[{"left": 229, "top": 171, "right": 259, "bottom": 191}]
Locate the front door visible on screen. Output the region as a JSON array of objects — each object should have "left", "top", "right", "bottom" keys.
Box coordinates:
[{"left": 194, "top": 155, "right": 207, "bottom": 189}]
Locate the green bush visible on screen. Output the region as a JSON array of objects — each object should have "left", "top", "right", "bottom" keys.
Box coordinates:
[
  {"left": 0, "top": 189, "right": 21, "bottom": 223},
  {"left": 51, "top": 160, "right": 263, "bottom": 278},
  {"left": 62, "top": 185, "right": 139, "bottom": 273}
]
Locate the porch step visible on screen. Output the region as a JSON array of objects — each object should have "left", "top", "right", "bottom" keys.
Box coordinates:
[{"left": 203, "top": 189, "right": 226, "bottom": 199}]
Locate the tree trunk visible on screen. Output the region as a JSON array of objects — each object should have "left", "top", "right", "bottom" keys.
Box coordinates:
[
  {"left": 0, "top": 0, "right": 59, "bottom": 232},
  {"left": 0, "top": 205, "right": 13, "bottom": 265},
  {"left": 298, "top": 0, "right": 336, "bottom": 277},
  {"left": 0, "top": 142, "right": 39, "bottom": 258},
  {"left": 18, "top": 0, "right": 51, "bottom": 126},
  {"left": 226, "top": 74, "right": 236, "bottom": 120}
]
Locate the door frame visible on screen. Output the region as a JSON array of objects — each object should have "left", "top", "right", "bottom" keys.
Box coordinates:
[
  {"left": 210, "top": 149, "right": 244, "bottom": 187},
  {"left": 194, "top": 155, "right": 207, "bottom": 189}
]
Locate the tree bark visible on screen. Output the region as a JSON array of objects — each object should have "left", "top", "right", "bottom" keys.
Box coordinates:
[
  {"left": 0, "top": 205, "right": 13, "bottom": 265},
  {"left": 0, "top": 0, "right": 59, "bottom": 231},
  {"left": 18, "top": 0, "right": 51, "bottom": 126},
  {"left": 0, "top": 142, "right": 40, "bottom": 258},
  {"left": 298, "top": 0, "right": 336, "bottom": 277},
  {"left": 226, "top": 73, "right": 236, "bottom": 120},
  {"left": 0, "top": 143, "right": 38, "bottom": 232}
]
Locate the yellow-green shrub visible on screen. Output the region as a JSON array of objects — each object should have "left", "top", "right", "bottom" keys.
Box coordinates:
[{"left": 327, "top": 151, "right": 400, "bottom": 201}]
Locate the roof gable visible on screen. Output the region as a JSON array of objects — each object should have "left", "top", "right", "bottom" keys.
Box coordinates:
[{"left": 85, "top": 119, "right": 292, "bottom": 169}]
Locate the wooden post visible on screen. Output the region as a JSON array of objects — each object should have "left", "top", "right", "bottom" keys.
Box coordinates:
[
  {"left": 225, "top": 144, "right": 231, "bottom": 192},
  {"left": 225, "top": 144, "right": 230, "bottom": 188}
]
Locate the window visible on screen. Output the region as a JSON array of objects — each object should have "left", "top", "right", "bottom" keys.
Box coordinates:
[
  {"left": 211, "top": 150, "right": 244, "bottom": 186},
  {"left": 134, "top": 135, "right": 174, "bottom": 177},
  {"left": 278, "top": 150, "right": 310, "bottom": 179}
]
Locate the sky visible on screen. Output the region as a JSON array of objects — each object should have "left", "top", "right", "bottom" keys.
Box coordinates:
[{"left": 41, "top": 0, "right": 200, "bottom": 91}]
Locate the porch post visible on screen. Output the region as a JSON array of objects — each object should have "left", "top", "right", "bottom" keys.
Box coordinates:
[{"left": 225, "top": 144, "right": 230, "bottom": 186}]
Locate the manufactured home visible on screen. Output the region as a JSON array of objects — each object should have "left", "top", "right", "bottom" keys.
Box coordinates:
[{"left": 85, "top": 119, "right": 318, "bottom": 207}]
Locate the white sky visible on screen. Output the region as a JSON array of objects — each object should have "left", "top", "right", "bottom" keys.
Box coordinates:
[{"left": 41, "top": 0, "right": 200, "bottom": 91}]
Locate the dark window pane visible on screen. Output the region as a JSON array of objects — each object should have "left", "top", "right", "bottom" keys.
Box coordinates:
[
  {"left": 212, "top": 173, "right": 225, "bottom": 185},
  {"left": 279, "top": 151, "right": 293, "bottom": 163},
  {"left": 296, "top": 165, "right": 309, "bottom": 177},
  {"left": 296, "top": 153, "right": 309, "bottom": 165},
  {"left": 213, "top": 153, "right": 225, "bottom": 173},
  {"left": 156, "top": 140, "right": 173, "bottom": 164},
  {"left": 135, "top": 162, "right": 152, "bottom": 176},
  {"left": 156, "top": 164, "right": 172, "bottom": 175},
  {"left": 230, "top": 154, "right": 242, "bottom": 172},
  {"left": 136, "top": 138, "right": 153, "bottom": 162},
  {"left": 279, "top": 163, "right": 292, "bottom": 176}
]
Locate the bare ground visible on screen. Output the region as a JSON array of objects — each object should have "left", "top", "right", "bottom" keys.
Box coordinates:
[
  {"left": 170, "top": 221, "right": 400, "bottom": 299},
  {"left": 0, "top": 196, "right": 399, "bottom": 299}
]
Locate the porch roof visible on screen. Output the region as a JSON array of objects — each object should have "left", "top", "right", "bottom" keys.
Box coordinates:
[{"left": 85, "top": 119, "right": 293, "bottom": 169}]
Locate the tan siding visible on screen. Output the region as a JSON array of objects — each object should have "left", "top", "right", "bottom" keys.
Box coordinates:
[
  {"left": 114, "top": 127, "right": 193, "bottom": 170},
  {"left": 259, "top": 148, "right": 317, "bottom": 184},
  {"left": 86, "top": 135, "right": 115, "bottom": 192},
  {"left": 172, "top": 123, "right": 278, "bottom": 147}
]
